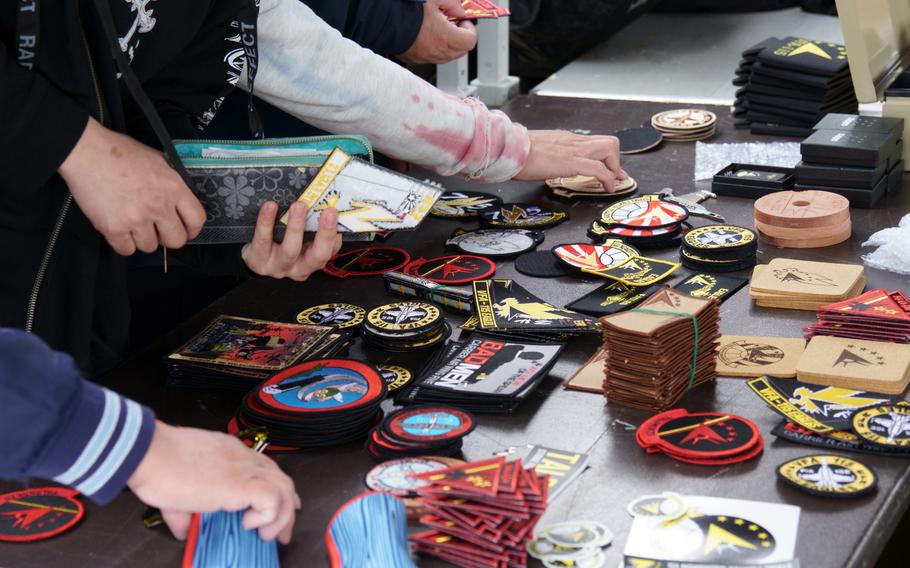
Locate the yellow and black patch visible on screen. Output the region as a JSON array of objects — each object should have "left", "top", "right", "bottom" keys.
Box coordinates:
[
  {"left": 852, "top": 405, "right": 910, "bottom": 448},
  {"left": 777, "top": 454, "right": 877, "bottom": 498},
  {"left": 296, "top": 303, "right": 365, "bottom": 329},
  {"left": 366, "top": 302, "right": 441, "bottom": 333}
]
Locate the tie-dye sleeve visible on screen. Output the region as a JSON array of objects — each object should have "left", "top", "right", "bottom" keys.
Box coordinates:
[{"left": 247, "top": 0, "right": 530, "bottom": 182}]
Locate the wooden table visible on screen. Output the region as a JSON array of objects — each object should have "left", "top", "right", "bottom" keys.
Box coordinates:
[{"left": 3, "top": 96, "right": 909, "bottom": 567}]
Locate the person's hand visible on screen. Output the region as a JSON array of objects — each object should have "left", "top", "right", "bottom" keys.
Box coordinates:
[
  {"left": 241, "top": 201, "right": 342, "bottom": 280},
  {"left": 58, "top": 117, "right": 206, "bottom": 255},
  {"left": 398, "top": 0, "right": 477, "bottom": 65},
  {"left": 514, "top": 130, "right": 629, "bottom": 191},
  {"left": 127, "top": 422, "right": 300, "bottom": 543}
]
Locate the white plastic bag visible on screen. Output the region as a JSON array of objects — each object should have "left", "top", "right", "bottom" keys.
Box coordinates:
[{"left": 861, "top": 213, "right": 910, "bottom": 275}]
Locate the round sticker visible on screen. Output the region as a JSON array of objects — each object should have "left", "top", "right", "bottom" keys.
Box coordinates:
[
  {"left": 446, "top": 228, "right": 544, "bottom": 258},
  {"left": 383, "top": 406, "right": 475, "bottom": 443},
  {"left": 852, "top": 405, "right": 910, "bottom": 448},
  {"left": 324, "top": 247, "right": 411, "bottom": 278},
  {"left": 0, "top": 488, "right": 84, "bottom": 542},
  {"left": 626, "top": 492, "right": 687, "bottom": 520},
  {"left": 540, "top": 520, "right": 613, "bottom": 548},
  {"left": 366, "top": 302, "right": 441, "bottom": 334},
  {"left": 377, "top": 364, "right": 413, "bottom": 393},
  {"left": 430, "top": 191, "right": 503, "bottom": 218},
  {"left": 600, "top": 198, "right": 688, "bottom": 229},
  {"left": 258, "top": 359, "right": 383, "bottom": 413},
  {"left": 404, "top": 255, "right": 496, "bottom": 285},
  {"left": 654, "top": 413, "right": 760, "bottom": 458},
  {"left": 683, "top": 225, "right": 756, "bottom": 251},
  {"left": 364, "top": 457, "right": 455, "bottom": 496},
  {"left": 552, "top": 241, "right": 639, "bottom": 271},
  {"left": 480, "top": 204, "right": 568, "bottom": 229},
  {"left": 777, "top": 454, "right": 877, "bottom": 498},
  {"left": 296, "top": 303, "right": 365, "bottom": 329}
]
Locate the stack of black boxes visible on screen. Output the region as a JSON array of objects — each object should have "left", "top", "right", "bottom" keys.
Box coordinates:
[
  {"left": 733, "top": 37, "right": 858, "bottom": 137},
  {"left": 796, "top": 113, "right": 904, "bottom": 208}
]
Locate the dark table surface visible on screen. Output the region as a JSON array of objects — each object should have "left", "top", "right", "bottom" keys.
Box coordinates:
[{"left": 3, "top": 96, "right": 909, "bottom": 568}]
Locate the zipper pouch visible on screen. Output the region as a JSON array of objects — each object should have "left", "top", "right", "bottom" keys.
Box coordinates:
[{"left": 175, "top": 136, "right": 444, "bottom": 244}]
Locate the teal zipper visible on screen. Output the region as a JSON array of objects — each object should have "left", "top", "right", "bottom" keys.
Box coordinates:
[{"left": 173, "top": 134, "right": 374, "bottom": 167}]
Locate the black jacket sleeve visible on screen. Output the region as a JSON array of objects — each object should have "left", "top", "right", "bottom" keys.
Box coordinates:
[
  {"left": 302, "top": 0, "right": 424, "bottom": 55},
  {"left": 0, "top": 41, "right": 89, "bottom": 192}
]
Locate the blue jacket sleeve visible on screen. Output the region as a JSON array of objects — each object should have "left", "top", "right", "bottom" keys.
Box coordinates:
[
  {"left": 301, "top": 0, "right": 424, "bottom": 55},
  {"left": 0, "top": 329, "right": 156, "bottom": 505}
]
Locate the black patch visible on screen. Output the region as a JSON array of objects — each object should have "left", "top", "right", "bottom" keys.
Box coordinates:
[
  {"left": 673, "top": 273, "right": 748, "bottom": 303},
  {"left": 655, "top": 413, "right": 760, "bottom": 458},
  {"left": 777, "top": 454, "right": 877, "bottom": 498},
  {"left": 324, "top": 247, "right": 411, "bottom": 278},
  {"left": 0, "top": 488, "right": 84, "bottom": 542},
  {"left": 479, "top": 204, "right": 568, "bottom": 229},
  {"left": 429, "top": 191, "right": 503, "bottom": 218},
  {"left": 514, "top": 251, "right": 576, "bottom": 278},
  {"left": 613, "top": 126, "right": 663, "bottom": 154},
  {"left": 404, "top": 255, "right": 496, "bottom": 285},
  {"left": 766, "top": 378, "right": 900, "bottom": 431},
  {"left": 565, "top": 282, "right": 661, "bottom": 316}
]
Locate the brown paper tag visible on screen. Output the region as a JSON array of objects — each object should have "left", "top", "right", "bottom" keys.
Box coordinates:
[
  {"left": 565, "top": 348, "right": 608, "bottom": 393},
  {"left": 715, "top": 335, "right": 806, "bottom": 378},
  {"left": 797, "top": 336, "right": 910, "bottom": 394},
  {"left": 750, "top": 259, "right": 864, "bottom": 300}
]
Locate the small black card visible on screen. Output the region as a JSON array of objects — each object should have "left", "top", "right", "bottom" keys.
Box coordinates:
[
  {"left": 673, "top": 273, "right": 748, "bottom": 304},
  {"left": 565, "top": 282, "right": 660, "bottom": 316}
]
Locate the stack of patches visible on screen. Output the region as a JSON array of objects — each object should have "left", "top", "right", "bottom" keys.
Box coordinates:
[
  {"left": 463, "top": 279, "right": 600, "bottom": 341},
  {"left": 526, "top": 520, "right": 613, "bottom": 567},
  {"left": 600, "top": 288, "right": 720, "bottom": 411},
  {"left": 364, "top": 456, "right": 466, "bottom": 520},
  {"left": 366, "top": 406, "right": 474, "bottom": 461},
  {"left": 795, "top": 113, "right": 904, "bottom": 208},
  {"left": 165, "top": 315, "right": 349, "bottom": 390},
  {"left": 749, "top": 258, "right": 865, "bottom": 311},
  {"left": 184, "top": 511, "right": 278, "bottom": 568},
  {"left": 361, "top": 302, "right": 450, "bottom": 352},
  {"left": 733, "top": 37, "right": 857, "bottom": 137},
  {"left": 804, "top": 289, "right": 910, "bottom": 343},
  {"left": 403, "top": 254, "right": 496, "bottom": 286},
  {"left": 545, "top": 174, "right": 638, "bottom": 199},
  {"left": 396, "top": 334, "right": 565, "bottom": 413},
  {"left": 383, "top": 271, "right": 475, "bottom": 315},
  {"left": 650, "top": 109, "right": 717, "bottom": 142},
  {"left": 748, "top": 376, "right": 910, "bottom": 458},
  {"left": 410, "top": 456, "right": 547, "bottom": 568},
  {"left": 754, "top": 190, "right": 851, "bottom": 248},
  {"left": 233, "top": 359, "right": 386, "bottom": 450},
  {"left": 796, "top": 336, "right": 910, "bottom": 394},
  {"left": 589, "top": 194, "right": 690, "bottom": 249},
  {"left": 636, "top": 409, "right": 763, "bottom": 465},
  {"left": 679, "top": 225, "right": 758, "bottom": 273}
]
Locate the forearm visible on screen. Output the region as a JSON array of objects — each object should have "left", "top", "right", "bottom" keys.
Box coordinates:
[{"left": 250, "top": 0, "right": 530, "bottom": 182}]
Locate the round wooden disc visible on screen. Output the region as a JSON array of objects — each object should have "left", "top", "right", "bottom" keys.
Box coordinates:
[
  {"left": 755, "top": 218, "right": 851, "bottom": 240},
  {"left": 754, "top": 190, "right": 850, "bottom": 228},
  {"left": 757, "top": 222, "right": 851, "bottom": 249}
]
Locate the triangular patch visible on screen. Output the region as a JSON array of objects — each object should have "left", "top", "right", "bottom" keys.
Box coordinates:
[
  {"left": 833, "top": 348, "right": 872, "bottom": 368},
  {"left": 703, "top": 522, "right": 758, "bottom": 554},
  {"left": 788, "top": 42, "right": 832, "bottom": 60},
  {"left": 410, "top": 456, "right": 504, "bottom": 496},
  {"left": 820, "top": 289, "right": 910, "bottom": 321}
]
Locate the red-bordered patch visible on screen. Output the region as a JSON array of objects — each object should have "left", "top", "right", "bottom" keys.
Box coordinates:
[
  {"left": 257, "top": 359, "right": 384, "bottom": 414},
  {"left": 382, "top": 406, "right": 475, "bottom": 444},
  {"left": 0, "top": 487, "right": 84, "bottom": 542},
  {"left": 654, "top": 413, "right": 760, "bottom": 458},
  {"left": 225, "top": 416, "right": 300, "bottom": 453},
  {"left": 600, "top": 198, "right": 689, "bottom": 229},
  {"left": 324, "top": 247, "right": 411, "bottom": 278},
  {"left": 404, "top": 255, "right": 496, "bottom": 285},
  {"left": 552, "top": 242, "right": 639, "bottom": 271}
]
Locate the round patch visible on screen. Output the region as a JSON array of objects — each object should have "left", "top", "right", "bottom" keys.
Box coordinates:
[
  {"left": 514, "top": 251, "right": 577, "bottom": 278},
  {"left": 527, "top": 537, "right": 592, "bottom": 561},
  {"left": 600, "top": 198, "right": 689, "bottom": 229},
  {"left": 324, "top": 247, "right": 411, "bottom": 278},
  {"left": 430, "top": 191, "right": 503, "bottom": 218},
  {"left": 377, "top": 364, "right": 413, "bottom": 393},
  {"left": 683, "top": 225, "right": 756, "bottom": 251},
  {"left": 404, "top": 255, "right": 496, "bottom": 285},
  {"left": 383, "top": 406, "right": 475, "bottom": 443},
  {"left": 258, "top": 359, "right": 383, "bottom": 413},
  {"left": 540, "top": 520, "right": 613, "bottom": 548},
  {"left": 366, "top": 302, "right": 441, "bottom": 334},
  {"left": 0, "top": 488, "right": 84, "bottom": 542},
  {"left": 552, "top": 241, "right": 639, "bottom": 271},
  {"left": 480, "top": 204, "right": 568, "bottom": 229},
  {"left": 364, "top": 457, "right": 453, "bottom": 496},
  {"left": 651, "top": 109, "right": 717, "bottom": 131},
  {"left": 852, "top": 405, "right": 910, "bottom": 448},
  {"left": 446, "top": 228, "right": 545, "bottom": 258},
  {"left": 626, "top": 492, "right": 687, "bottom": 520},
  {"left": 777, "top": 454, "right": 877, "bottom": 498},
  {"left": 655, "top": 413, "right": 760, "bottom": 458},
  {"left": 296, "top": 303, "right": 365, "bottom": 329}
]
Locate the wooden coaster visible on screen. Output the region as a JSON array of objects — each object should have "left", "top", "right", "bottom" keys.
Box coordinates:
[
  {"left": 715, "top": 335, "right": 806, "bottom": 378},
  {"left": 651, "top": 109, "right": 717, "bottom": 132},
  {"left": 796, "top": 336, "right": 910, "bottom": 394},
  {"left": 565, "top": 348, "right": 608, "bottom": 393},
  {"left": 546, "top": 175, "right": 637, "bottom": 194},
  {"left": 757, "top": 223, "right": 851, "bottom": 249},
  {"left": 755, "top": 218, "right": 851, "bottom": 240},
  {"left": 750, "top": 259, "right": 864, "bottom": 300},
  {"left": 754, "top": 190, "right": 850, "bottom": 229}
]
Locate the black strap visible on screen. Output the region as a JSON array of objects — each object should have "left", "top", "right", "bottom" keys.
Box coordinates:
[
  {"left": 15, "top": 0, "right": 38, "bottom": 69},
  {"left": 238, "top": 2, "right": 264, "bottom": 140}
]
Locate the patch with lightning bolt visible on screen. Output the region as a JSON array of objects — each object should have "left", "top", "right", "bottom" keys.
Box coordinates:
[
  {"left": 584, "top": 256, "right": 681, "bottom": 287},
  {"left": 296, "top": 303, "right": 365, "bottom": 329},
  {"left": 0, "top": 487, "right": 84, "bottom": 542},
  {"left": 323, "top": 247, "right": 411, "bottom": 278},
  {"left": 654, "top": 412, "right": 761, "bottom": 459},
  {"left": 852, "top": 405, "right": 910, "bottom": 448},
  {"left": 479, "top": 203, "right": 568, "bottom": 229},
  {"left": 552, "top": 241, "right": 640, "bottom": 271},
  {"left": 404, "top": 255, "right": 496, "bottom": 285},
  {"left": 429, "top": 191, "right": 503, "bottom": 218},
  {"left": 777, "top": 454, "right": 877, "bottom": 498}
]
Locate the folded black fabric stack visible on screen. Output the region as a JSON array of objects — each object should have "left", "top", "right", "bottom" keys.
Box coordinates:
[
  {"left": 795, "top": 113, "right": 904, "bottom": 207},
  {"left": 733, "top": 37, "right": 858, "bottom": 137}
]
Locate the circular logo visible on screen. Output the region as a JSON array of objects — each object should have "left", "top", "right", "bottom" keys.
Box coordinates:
[
  {"left": 777, "top": 454, "right": 877, "bottom": 498},
  {"left": 480, "top": 204, "right": 568, "bottom": 229},
  {"left": 430, "top": 191, "right": 503, "bottom": 218},
  {"left": 364, "top": 457, "right": 457, "bottom": 495},
  {"left": 366, "top": 302, "right": 441, "bottom": 333},
  {"left": 600, "top": 197, "right": 688, "bottom": 229},
  {"left": 552, "top": 241, "right": 639, "bottom": 271},
  {"left": 627, "top": 492, "right": 687, "bottom": 520},
  {"left": 852, "top": 405, "right": 910, "bottom": 448},
  {"left": 0, "top": 488, "right": 84, "bottom": 542},
  {"left": 383, "top": 406, "right": 475, "bottom": 443},
  {"left": 651, "top": 108, "right": 717, "bottom": 131},
  {"left": 684, "top": 225, "right": 756, "bottom": 250},
  {"left": 404, "top": 255, "right": 496, "bottom": 285},
  {"left": 296, "top": 303, "right": 365, "bottom": 329},
  {"left": 539, "top": 521, "right": 613, "bottom": 548},
  {"left": 446, "top": 229, "right": 544, "bottom": 258},
  {"left": 718, "top": 340, "right": 785, "bottom": 368},
  {"left": 324, "top": 247, "right": 411, "bottom": 278},
  {"left": 377, "top": 364, "right": 413, "bottom": 393},
  {"left": 655, "top": 413, "right": 760, "bottom": 458},
  {"left": 258, "top": 359, "right": 383, "bottom": 413}
]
